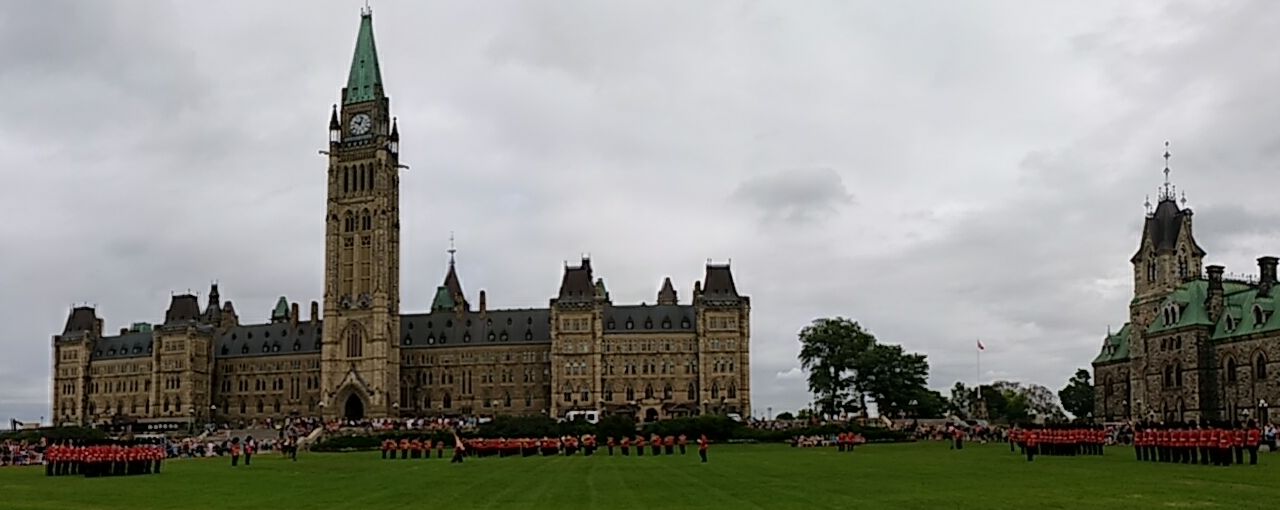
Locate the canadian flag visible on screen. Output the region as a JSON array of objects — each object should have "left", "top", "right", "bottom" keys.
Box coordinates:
[{"left": 977, "top": 339, "right": 985, "bottom": 351}]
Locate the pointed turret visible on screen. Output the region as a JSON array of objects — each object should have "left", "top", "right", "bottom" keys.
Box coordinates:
[
  {"left": 270, "top": 296, "right": 290, "bottom": 323},
  {"left": 439, "top": 236, "right": 469, "bottom": 311},
  {"left": 657, "top": 277, "right": 677, "bottom": 305},
  {"left": 343, "top": 8, "right": 383, "bottom": 105},
  {"left": 204, "top": 282, "right": 222, "bottom": 322}
]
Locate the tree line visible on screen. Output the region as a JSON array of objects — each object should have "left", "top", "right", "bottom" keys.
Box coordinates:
[{"left": 796, "top": 317, "right": 1095, "bottom": 424}]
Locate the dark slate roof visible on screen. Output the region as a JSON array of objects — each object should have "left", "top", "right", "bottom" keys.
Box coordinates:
[
  {"left": 557, "top": 258, "right": 595, "bottom": 302},
  {"left": 657, "top": 277, "right": 677, "bottom": 305},
  {"left": 1134, "top": 198, "right": 1206, "bottom": 260},
  {"left": 165, "top": 295, "right": 202, "bottom": 324},
  {"left": 702, "top": 264, "right": 739, "bottom": 297},
  {"left": 217, "top": 321, "right": 324, "bottom": 358},
  {"left": 63, "top": 307, "right": 98, "bottom": 334},
  {"left": 90, "top": 331, "right": 153, "bottom": 360},
  {"left": 604, "top": 305, "right": 695, "bottom": 334},
  {"left": 442, "top": 262, "right": 469, "bottom": 310},
  {"left": 400, "top": 309, "right": 551, "bottom": 349}
]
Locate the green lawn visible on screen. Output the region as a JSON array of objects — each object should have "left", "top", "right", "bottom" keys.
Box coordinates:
[{"left": 2, "top": 442, "right": 1278, "bottom": 509}]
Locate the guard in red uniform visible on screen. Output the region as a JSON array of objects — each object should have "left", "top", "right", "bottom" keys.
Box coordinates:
[
  {"left": 678, "top": 434, "right": 688, "bottom": 455},
  {"left": 697, "top": 434, "right": 709, "bottom": 463},
  {"left": 1246, "top": 420, "right": 1261, "bottom": 465},
  {"left": 1232, "top": 425, "right": 1246, "bottom": 465},
  {"left": 621, "top": 436, "right": 631, "bottom": 456},
  {"left": 606, "top": 436, "right": 616, "bottom": 456}
]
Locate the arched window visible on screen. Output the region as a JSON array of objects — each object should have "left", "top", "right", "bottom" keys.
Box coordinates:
[
  {"left": 1256, "top": 353, "right": 1268, "bottom": 379},
  {"left": 644, "top": 384, "right": 654, "bottom": 399},
  {"left": 604, "top": 386, "right": 614, "bottom": 402},
  {"left": 345, "top": 322, "right": 364, "bottom": 358},
  {"left": 343, "top": 167, "right": 350, "bottom": 194},
  {"left": 504, "top": 392, "right": 512, "bottom": 407},
  {"left": 581, "top": 389, "right": 589, "bottom": 402},
  {"left": 687, "top": 383, "right": 696, "bottom": 400},
  {"left": 525, "top": 394, "right": 532, "bottom": 407},
  {"left": 711, "top": 382, "right": 720, "bottom": 399},
  {"left": 563, "top": 387, "right": 572, "bottom": 403},
  {"left": 663, "top": 384, "right": 673, "bottom": 400},
  {"left": 361, "top": 209, "right": 371, "bottom": 230},
  {"left": 273, "top": 400, "right": 281, "bottom": 413},
  {"left": 728, "top": 383, "right": 738, "bottom": 399},
  {"left": 1175, "top": 363, "right": 1183, "bottom": 388},
  {"left": 1163, "top": 365, "right": 1173, "bottom": 387},
  {"left": 257, "top": 400, "right": 264, "bottom": 413},
  {"left": 625, "top": 386, "right": 635, "bottom": 401},
  {"left": 1227, "top": 357, "right": 1238, "bottom": 384}
]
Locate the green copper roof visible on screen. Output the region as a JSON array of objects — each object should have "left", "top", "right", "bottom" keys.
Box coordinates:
[
  {"left": 1093, "top": 323, "right": 1132, "bottom": 365},
  {"left": 271, "top": 296, "right": 290, "bottom": 320},
  {"left": 345, "top": 12, "right": 383, "bottom": 105},
  {"left": 1211, "top": 286, "right": 1279, "bottom": 341},
  {"left": 431, "top": 286, "right": 455, "bottom": 312}
]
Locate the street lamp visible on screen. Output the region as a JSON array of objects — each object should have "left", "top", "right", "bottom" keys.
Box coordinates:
[{"left": 1260, "top": 399, "right": 1270, "bottom": 425}]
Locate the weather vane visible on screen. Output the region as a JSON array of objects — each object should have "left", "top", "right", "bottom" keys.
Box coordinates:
[{"left": 448, "top": 231, "right": 456, "bottom": 264}]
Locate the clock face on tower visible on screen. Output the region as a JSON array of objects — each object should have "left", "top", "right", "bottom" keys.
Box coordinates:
[{"left": 349, "top": 113, "right": 372, "bottom": 136}]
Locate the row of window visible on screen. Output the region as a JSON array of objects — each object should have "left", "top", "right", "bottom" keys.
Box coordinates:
[
  {"left": 402, "top": 329, "right": 536, "bottom": 346},
  {"left": 340, "top": 165, "right": 376, "bottom": 195},
  {"left": 564, "top": 381, "right": 739, "bottom": 403},
  {"left": 227, "top": 327, "right": 318, "bottom": 341}
]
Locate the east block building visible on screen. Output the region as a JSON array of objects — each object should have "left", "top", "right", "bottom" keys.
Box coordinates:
[
  {"left": 50, "top": 10, "right": 751, "bottom": 427},
  {"left": 1093, "top": 165, "right": 1277, "bottom": 424}
]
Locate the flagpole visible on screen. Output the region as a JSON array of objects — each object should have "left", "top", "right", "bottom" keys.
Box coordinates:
[{"left": 975, "top": 339, "right": 982, "bottom": 401}]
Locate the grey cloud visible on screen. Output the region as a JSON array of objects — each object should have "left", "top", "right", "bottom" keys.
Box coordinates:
[
  {"left": 732, "top": 168, "right": 853, "bottom": 225},
  {"left": 8, "top": 1, "right": 1280, "bottom": 420}
]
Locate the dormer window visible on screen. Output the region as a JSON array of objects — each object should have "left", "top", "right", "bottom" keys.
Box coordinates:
[
  {"left": 241, "top": 345, "right": 249, "bottom": 354},
  {"left": 1226, "top": 315, "right": 1238, "bottom": 332},
  {"left": 525, "top": 330, "right": 533, "bottom": 341},
  {"left": 626, "top": 319, "right": 634, "bottom": 330},
  {"left": 607, "top": 320, "right": 615, "bottom": 330},
  {"left": 1254, "top": 305, "right": 1267, "bottom": 327}
]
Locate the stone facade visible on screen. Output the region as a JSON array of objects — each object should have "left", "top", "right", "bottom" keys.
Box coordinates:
[
  {"left": 49, "top": 10, "right": 750, "bottom": 427},
  {"left": 1093, "top": 172, "right": 1278, "bottom": 425}
]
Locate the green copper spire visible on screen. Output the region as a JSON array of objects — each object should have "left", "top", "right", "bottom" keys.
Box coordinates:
[
  {"left": 344, "top": 9, "right": 383, "bottom": 105},
  {"left": 271, "top": 296, "right": 290, "bottom": 321}
]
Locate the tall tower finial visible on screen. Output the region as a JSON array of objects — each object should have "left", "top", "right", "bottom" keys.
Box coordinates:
[
  {"left": 362, "top": 0, "right": 372, "bottom": 16},
  {"left": 447, "top": 231, "right": 456, "bottom": 265},
  {"left": 1144, "top": 194, "right": 1152, "bottom": 215},
  {"left": 1160, "top": 140, "right": 1175, "bottom": 201}
]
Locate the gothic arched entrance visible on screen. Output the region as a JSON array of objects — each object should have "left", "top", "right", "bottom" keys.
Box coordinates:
[
  {"left": 344, "top": 393, "right": 365, "bottom": 421},
  {"left": 644, "top": 408, "right": 660, "bottom": 423}
]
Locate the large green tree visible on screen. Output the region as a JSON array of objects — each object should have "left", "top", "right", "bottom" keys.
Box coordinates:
[
  {"left": 797, "top": 318, "right": 876, "bottom": 417},
  {"left": 1058, "top": 369, "right": 1095, "bottom": 420},
  {"left": 858, "top": 343, "right": 932, "bottom": 418}
]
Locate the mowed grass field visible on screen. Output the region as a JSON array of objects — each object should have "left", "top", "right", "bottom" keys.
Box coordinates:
[{"left": 2, "top": 441, "right": 1279, "bottom": 509}]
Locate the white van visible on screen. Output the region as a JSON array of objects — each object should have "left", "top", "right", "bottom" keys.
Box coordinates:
[{"left": 563, "top": 410, "right": 600, "bottom": 424}]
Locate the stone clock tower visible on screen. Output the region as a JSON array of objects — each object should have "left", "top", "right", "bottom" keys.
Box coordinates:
[{"left": 320, "top": 7, "right": 402, "bottom": 420}]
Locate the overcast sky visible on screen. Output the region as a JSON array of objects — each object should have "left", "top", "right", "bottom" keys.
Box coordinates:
[{"left": 4, "top": 0, "right": 1280, "bottom": 422}]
